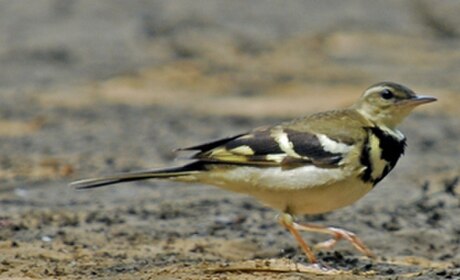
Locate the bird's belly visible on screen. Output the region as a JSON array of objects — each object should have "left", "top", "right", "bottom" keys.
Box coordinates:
[
  {"left": 253, "top": 178, "right": 372, "bottom": 214},
  {"left": 194, "top": 166, "right": 372, "bottom": 215}
]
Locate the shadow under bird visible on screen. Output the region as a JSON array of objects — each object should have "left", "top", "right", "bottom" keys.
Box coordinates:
[{"left": 71, "top": 81, "right": 436, "bottom": 264}]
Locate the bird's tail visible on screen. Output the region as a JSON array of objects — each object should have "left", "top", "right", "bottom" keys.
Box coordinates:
[{"left": 70, "top": 161, "right": 206, "bottom": 189}]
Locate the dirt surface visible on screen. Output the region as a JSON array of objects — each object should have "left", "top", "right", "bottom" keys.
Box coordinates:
[{"left": 1, "top": 1, "right": 460, "bottom": 279}]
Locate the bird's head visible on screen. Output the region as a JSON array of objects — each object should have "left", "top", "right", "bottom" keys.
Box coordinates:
[{"left": 353, "top": 82, "right": 437, "bottom": 129}]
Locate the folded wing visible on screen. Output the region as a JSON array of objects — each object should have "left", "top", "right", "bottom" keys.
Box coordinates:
[{"left": 180, "top": 126, "right": 352, "bottom": 169}]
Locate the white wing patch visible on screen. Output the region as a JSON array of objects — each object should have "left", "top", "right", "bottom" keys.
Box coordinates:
[
  {"left": 229, "top": 145, "right": 255, "bottom": 155},
  {"left": 317, "top": 134, "right": 353, "bottom": 154},
  {"left": 265, "top": 154, "right": 286, "bottom": 163},
  {"left": 271, "top": 129, "right": 301, "bottom": 157}
]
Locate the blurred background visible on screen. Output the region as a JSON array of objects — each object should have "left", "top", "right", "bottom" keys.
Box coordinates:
[
  {"left": 0, "top": 1, "right": 459, "bottom": 279},
  {"left": 3, "top": 0, "right": 460, "bottom": 91}
]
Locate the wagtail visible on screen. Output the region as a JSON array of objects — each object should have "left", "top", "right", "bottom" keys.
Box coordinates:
[{"left": 71, "top": 82, "right": 436, "bottom": 263}]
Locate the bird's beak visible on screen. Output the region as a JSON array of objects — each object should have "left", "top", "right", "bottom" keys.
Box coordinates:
[{"left": 403, "top": 95, "right": 437, "bottom": 107}]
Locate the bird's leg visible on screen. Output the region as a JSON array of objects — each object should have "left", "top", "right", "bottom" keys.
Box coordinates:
[
  {"left": 278, "top": 213, "right": 317, "bottom": 263},
  {"left": 292, "top": 222, "right": 375, "bottom": 258}
]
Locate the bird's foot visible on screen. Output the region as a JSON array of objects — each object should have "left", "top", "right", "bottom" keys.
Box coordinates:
[
  {"left": 279, "top": 213, "right": 375, "bottom": 263},
  {"left": 294, "top": 223, "right": 375, "bottom": 259}
]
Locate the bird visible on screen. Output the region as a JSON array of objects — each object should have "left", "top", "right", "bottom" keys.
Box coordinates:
[{"left": 70, "top": 82, "right": 436, "bottom": 264}]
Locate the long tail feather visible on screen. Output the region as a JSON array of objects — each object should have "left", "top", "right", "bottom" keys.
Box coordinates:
[{"left": 70, "top": 162, "right": 206, "bottom": 189}]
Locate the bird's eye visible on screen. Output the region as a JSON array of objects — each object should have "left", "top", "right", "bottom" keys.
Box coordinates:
[{"left": 380, "top": 89, "right": 394, "bottom": 100}]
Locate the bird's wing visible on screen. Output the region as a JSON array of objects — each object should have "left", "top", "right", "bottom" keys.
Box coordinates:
[{"left": 179, "top": 125, "right": 354, "bottom": 169}]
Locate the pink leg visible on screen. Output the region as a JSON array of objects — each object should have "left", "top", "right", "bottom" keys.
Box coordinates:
[
  {"left": 293, "top": 222, "right": 375, "bottom": 258},
  {"left": 278, "top": 213, "right": 317, "bottom": 263}
]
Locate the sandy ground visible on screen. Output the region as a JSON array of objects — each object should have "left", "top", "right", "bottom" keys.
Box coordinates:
[{"left": 0, "top": 1, "right": 459, "bottom": 279}]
